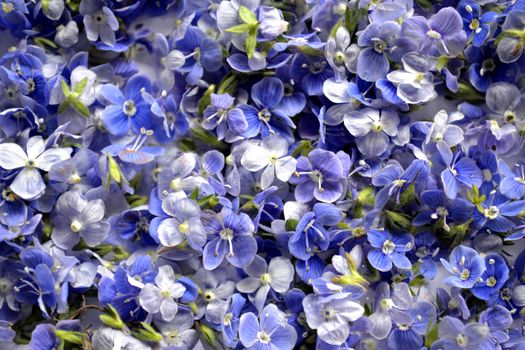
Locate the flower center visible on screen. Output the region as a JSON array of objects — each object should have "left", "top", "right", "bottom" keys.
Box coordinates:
[
  {"left": 353, "top": 226, "right": 366, "bottom": 237},
  {"left": 469, "top": 18, "right": 480, "bottom": 30},
  {"left": 123, "top": 100, "right": 137, "bottom": 117},
  {"left": 482, "top": 169, "right": 492, "bottom": 181},
  {"left": 426, "top": 30, "right": 442, "bottom": 39},
  {"left": 373, "top": 39, "right": 386, "bottom": 53},
  {"left": 397, "top": 323, "right": 410, "bottom": 331},
  {"left": 69, "top": 173, "right": 81, "bottom": 184},
  {"left": 160, "top": 289, "right": 171, "bottom": 298},
  {"left": 1, "top": 2, "right": 14, "bottom": 13},
  {"left": 486, "top": 276, "right": 497, "bottom": 287},
  {"left": 460, "top": 268, "right": 470, "bottom": 281},
  {"left": 203, "top": 290, "right": 216, "bottom": 301},
  {"left": 169, "top": 178, "right": 183, "bottom": 191},
  {"left": 257, "top": 331, "right": 272, "bottom": 344},
  {"left": 393, "top": 179, "right": 406, "bottom": 187},
  {"left": 223, "top": 312, "right": 233, "bottom": 326},
  {"left": 70, "top": 219, "right": 83, "bottom": 233},
  {"left": 382, "top": 240, "right": 396, "bottom": 254},
  {"left": 334, "top": 51, "right": 345, "bottom": 64},
  {"left": 323, "top": 307, "right": 335, "bottom": 320},
  {"left": 372, "top": 121, "right": 383, "bottom": 133},
  {"left": 504, "top": 110, "right": 516, "bottom": 123},
  {"left": 258, "top": 108, "right": 272, "bottom": 122},
  {"left": 484, "top": 206, "right": 499, "bottom": 220},
  {"left": 178, "top": 221, "right": 190, "bottom": 234},
  {"left": 456, "top": 334, "right": 468, "bottom": 346},
  {"left": 260, "top": 273, "right": 271, "bottom": 284},
  {"left": 219, "top": 228, "right": 234, "bottom": 240}
]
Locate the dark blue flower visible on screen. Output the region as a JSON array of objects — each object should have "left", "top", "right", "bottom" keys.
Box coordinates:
[
  {"left": 367, "top": 229, "right": 413, "bottom": 272},
  {"left": 100, "top": 75, "right": 153, "bottom": 136}
]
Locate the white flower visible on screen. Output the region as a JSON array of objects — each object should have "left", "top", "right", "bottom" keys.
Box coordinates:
[
  {"left": 386, "top": 52, "right": 437, "bottom": 104},
  {"left": 303, "top": 292, "right": 364, "bottom": 345},
  {"left": 236, "top": 255, "right": 294, "bottom": 311},
  {"left": 55, "top": 21, "right": 79, "bottom": 48},
  {"left": 240, "top": 134, "right": 297, "bottom": 189},
  {"left": 138, "top": 265, "right": 186, "bottom": 322},
  {"left": 0, "top": 136, "right": 71, "bottom": 200}
]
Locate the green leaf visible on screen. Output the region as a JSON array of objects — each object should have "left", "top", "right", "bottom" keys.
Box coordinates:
[
  {"left": 197, "top": 84, "right": 215, "bottom": 115},
  {"left": 386, "top": 211, "right": 413, "bottom": 231},
  {"left": 70, "top": 97, "right": 90, "bottom": 117},
  {"left": 198, "top": 323, "right": 217, "bottom": 348},
  {"left": 425, "top": 322, "right": 439, "bottom": 347},
  {"left": 285, "top": 219, "right": 298, "bottom": 231},
  {"left": 198, "top": 194, "right": 215, "bottom": 207},
  {"left": 226, "top": 23, "right": 253, "bottom": 33},
  {"left": 57, "top": 99, "right": 70, "bottom": 114},
  {"left": 129, "top": 172, "right": 143, "bottom": 191},
  {"left": 55, "top": 330, "right": 84, "bottom": 345},
  {"left": 357, "top": 187, "right": 375, "bottom": 207},
  {"left": 74, "top": 77, "right": 88, "bottom": 95},
  {"left": 239, "top": 6, "right": 258, "bottom": 25},
  {"left": 127, "top": 194, "right": 149, "bottom": 208},
  {"left": 245, "top": 26, "right": 258, "bottom": 59},
  {"left": 398, "top": 183, "right": 415, "bottom": 206},
  {"left": 416, "top": 0, "right": 433, "bottom": 10},
  {"left": 344, "top": 4, "right": 368, "bottom": 37},
  {"left": 99, "top": 305, "right": 124, "bottom": 329},
  {"left": 190, "top": 187, "right": 200, "bottom": 201},
  {"left": 131, "top": 323, "right": 163, "bottom": 343},
  {"left": 61, "top": 79, "right": 71, "bottom": 97},
  {"left": 33, "top": 37, "right": 58, "bottom": 49},
  {"left": 291, "top": 140, "right": 313, "bottom": 157},
  {"left": 217, "top": 73, "right": 238, "bottom": 94},
  {"left": 107, "top": 154, "right": 121, "bottom": 184},
  {"left": 449, "top": 82, "right": 484, "bottom": 102}
]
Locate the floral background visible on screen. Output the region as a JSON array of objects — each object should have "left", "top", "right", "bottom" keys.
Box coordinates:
[{"left": 0, "top": 0, "right": 524, "bottom": 349}]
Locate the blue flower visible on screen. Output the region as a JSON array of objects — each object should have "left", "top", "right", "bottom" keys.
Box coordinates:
[
  {"left": 239, "top": 303, "right": 297, "bottom": 350},
  {"left": 413, "top": 190, "right": 474, "bottom": 230},
  {"left": 472, "top": 193, "right": 525, "bottom": 232},
  {"left": 239, "top": 77, "right": 298, "bottom": 141},
  {"left": 441, "top": 153, "right": 483, "bottom": 199},
  {"left": 388, "top": 302, "right": 436, "bottom": 350},
  {"left": 465, "top": 44, "right": 517, "bottom": 93},
  {"left": 367, "top": 229, "right": 413, "bottom": 272},
  {"left": 203, "top": 93, "right": 248, "bottom": 141},
  {"left": 202, "top": 208, "right": 258, "bottom": 270},
  {"left": 175, "top": 27, "right": 223, "bottom": 85},
  {"left": 441, "top": 245, "right": 486, "bottom": 289},
  {"left": 288, "top": 203, "right": 342, "bottom": 261},
  {"left": 457, "top": 0, "right": 498, "bottom": 47},
  {"left": 430, "top": 316, "right": 489, "bottom": 349},
  {"left": 51, "top": 190, "right": 110, "bottom": 249},
  {"left": 401, "top": 7, "right": 467, "bottom": 57},
  {"left": 100, "top": 75, "right": 153, "bottom": 136},
  {"left": 471, "top": 253, "right": 509, "bottom": 301},
  {"left": 356, "top": 21, "right": 400, "bottom": 82},
  {"left": 497, "top": 10, "right": 525, "bottom": 63},
  {"left": 221, "top": 293, "right": 246, "bottom": 348},
  {"left": 289, "top": 149, "right": 345, "bottom": 203},
  {"left": 500, "top": 161, "right": 525, "bottom": 199},
  {"left": 412, "top": 231, "right": 440, "bottom": 279},
  {"left": 372, "top": 159, "right": 429, "bottom": 209}
]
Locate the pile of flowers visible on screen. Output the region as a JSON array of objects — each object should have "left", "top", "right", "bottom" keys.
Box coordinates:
[{"left": 1, "top": 0, "right": 525, "bottom": 349}]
